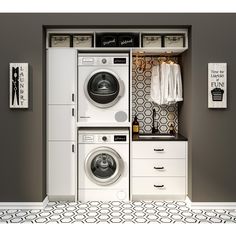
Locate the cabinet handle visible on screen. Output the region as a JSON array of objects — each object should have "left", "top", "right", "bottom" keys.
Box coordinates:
[
  {"left": 72, "top": 108, "right": 75, "bottom": 117},
  {"left": 72, "top": 93, "right": 75, "bottom": 102},
  {"left": 72, "top": 144, "right": 75, "bottom": 153},
  {"left": 154, "top": 184, "right": 164, "bottom": 188},
  {"left": 154, "top": 166, "right": 164, "bottom": 170},
  {"left": 154, "top": 148, "right": 164, "bottom": 152}
]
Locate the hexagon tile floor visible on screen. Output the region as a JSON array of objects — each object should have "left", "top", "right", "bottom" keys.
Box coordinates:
[{"left": 1, "top": 201, "right": 236, "bottom": 224}]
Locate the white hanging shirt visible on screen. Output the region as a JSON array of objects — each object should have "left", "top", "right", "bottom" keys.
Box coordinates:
[
  {"left": 173, "top": 63, "right": 183, "bottom": 102},
  {"left": 150, "top": 61, "right": 183, "bottom": 106},
  {"left": 167, "top": 63, "right": 175, "bottom": 104},
  {"left": 149, "top": 65, "right": 161, "bottom": 105},
  {"left": 161, "top": 62, "right": 175, "bottom": 105},
  {"left": 160, "top": 62, "right": 168, "bottom": 105}
]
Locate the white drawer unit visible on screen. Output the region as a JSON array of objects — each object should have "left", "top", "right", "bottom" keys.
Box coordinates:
[
  {"left": 133, "top": 159, "right": 186, "bottom": 177},
  {"left": 132, "top": 141, "right": 187, "bottom": 200},
  {"left": 132, "top": 141, "right": 186, "bottom": 159},
  {"left": 132, "top": 177, "right": 186, "bottom": 197}
]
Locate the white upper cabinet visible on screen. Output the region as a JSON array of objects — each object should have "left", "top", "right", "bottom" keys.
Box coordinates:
[{"left": 47, "top": 48, "right": 77, "bottom": 105}]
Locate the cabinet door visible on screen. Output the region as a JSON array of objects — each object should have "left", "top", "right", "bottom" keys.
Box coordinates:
[
  {"left": 47, "top": 48, "right": 76, "bottom": 105},
  {"left": 48, "top": 105, "right": 75, "bottom": 141},
  {"left": 47, "top": 141, "right": 76, "bottom": 197}
]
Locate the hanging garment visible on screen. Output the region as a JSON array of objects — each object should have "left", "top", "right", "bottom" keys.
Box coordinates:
[
  {"left": 172, "top": 63, "right": 183, "bottom": 102},
  {"left": 160, "top": 62, "right": 168, "bottom": 105},
  {"left": 166, "top": 63, "right": 175, "bottom": 104},
  {"left": 149, "top": 64, "right": 161, "bottom": 104},
  {"left": 161, "top": 62, "right": 175, "bottom": 105},
  {"left": 150, "top": 61, "right": 183, "bottom": 105}
]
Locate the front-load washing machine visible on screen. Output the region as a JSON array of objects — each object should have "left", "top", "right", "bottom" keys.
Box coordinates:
[
  {"left": 78, "top": 52, "right": 129, "bottom": 124},
  {"left": 78, "top": 128, "right": 129, "bottom": 201}
]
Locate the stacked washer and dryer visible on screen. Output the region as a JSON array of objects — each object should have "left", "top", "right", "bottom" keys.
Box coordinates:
[{"left": 78, "top": 52, "right": 130, "bottom": 201}]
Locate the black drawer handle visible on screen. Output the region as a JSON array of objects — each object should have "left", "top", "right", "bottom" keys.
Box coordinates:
[
  {"left": 154, "top": 184, "right": 164, "bottom": 188},
  {"left": 154, "top": 148, "right": 164, "bottom": 152},
  {"left": 154, "top": 166, "right": 164, "bottom": 170}
]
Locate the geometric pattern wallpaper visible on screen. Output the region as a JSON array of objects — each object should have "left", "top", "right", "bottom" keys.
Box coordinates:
[
  {"left": 1, "top": 201, "right": 236, "bottom": 223},
  {"left": 132, "top": 56, "right": 178, "bottom": 134}
]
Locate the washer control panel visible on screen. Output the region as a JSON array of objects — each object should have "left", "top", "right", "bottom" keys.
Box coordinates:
[{"left": 79, "top": 132, "right": 128, "bottom": 144}]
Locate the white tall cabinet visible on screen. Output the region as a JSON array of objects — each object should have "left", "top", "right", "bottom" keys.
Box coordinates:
[{"left": 47, "top": 48, "right": 77, "bottom": 201}]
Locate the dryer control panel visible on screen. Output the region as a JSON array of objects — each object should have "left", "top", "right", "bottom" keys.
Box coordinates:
[{"left": 78, "top": 53, "right": 129, "bottom": 66}]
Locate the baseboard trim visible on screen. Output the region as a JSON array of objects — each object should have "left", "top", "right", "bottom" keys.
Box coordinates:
[
  {"left": 186, "top": 196, "right": 236, "bottom": 209},
  {"left": 0, "top": 196, "right": 49, "bottom": 210},
  {"left": 48, "top": 195, "right": 76, "bottom": 201},
  {"left": 132, "top": 194, "right": 186, "bottom": 201}
]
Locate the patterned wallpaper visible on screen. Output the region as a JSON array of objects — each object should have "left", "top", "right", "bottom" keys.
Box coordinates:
[{"left": 132, "top": 56, "right": 178, "bottom": 134}]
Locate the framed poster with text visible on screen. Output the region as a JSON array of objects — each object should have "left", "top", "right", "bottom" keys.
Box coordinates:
[
  {"left": 9, "top": 63, "right": 29, "bottom": 108},
  {"left": 208, "top": 63, "right": 227, "bottom": 108}
]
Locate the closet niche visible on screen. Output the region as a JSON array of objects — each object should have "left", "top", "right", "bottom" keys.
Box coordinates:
[{"left": 132, "top": 54, "right": 183, "bottom": 134}]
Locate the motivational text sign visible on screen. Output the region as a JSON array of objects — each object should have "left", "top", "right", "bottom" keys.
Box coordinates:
[{"left": 208, "top": 63, "right": 227, "bottom": 108}]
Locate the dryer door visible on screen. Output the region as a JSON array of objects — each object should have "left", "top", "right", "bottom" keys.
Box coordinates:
[
  {"left": 85, "top": 147, "right": 124, "bottom": 186},
  {"left": 84, "top": 69, "right": 124, "bottom": 108}
]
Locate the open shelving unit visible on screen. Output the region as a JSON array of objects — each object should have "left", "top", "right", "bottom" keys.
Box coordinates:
[{"left": 46, "top": 28, "right": 188, "bottom": 55}]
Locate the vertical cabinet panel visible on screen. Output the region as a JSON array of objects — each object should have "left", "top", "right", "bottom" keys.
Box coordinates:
[
  {"left": 47, "top": 141, "right": 76, "bottom": 197},
  {"left": 47, "top": 48, "right": 77, "bottom": 200},
  {"left": 47, "top": 48, "right": 76, "bottom": 105},
  {"left": 48, "top": 105, "right": 75, "bottom": 141}
]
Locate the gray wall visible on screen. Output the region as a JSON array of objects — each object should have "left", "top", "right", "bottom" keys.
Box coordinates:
[
  {"left": 0, "top": 13, "right": 235, "bottom": 202},
  {"left": 179, "top": 31, "right": 193, "bottom": 199}
]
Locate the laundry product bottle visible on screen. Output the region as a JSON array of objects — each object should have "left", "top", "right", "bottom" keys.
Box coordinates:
[
  {"left": 169, "top": 123, "right": 175, "bottom": 136},
  {"left": 132, "top": 115, "right": 139, "bottom": 134}
]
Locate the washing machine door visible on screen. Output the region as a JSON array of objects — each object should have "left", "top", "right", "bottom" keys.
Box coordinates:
[
  {"left": 85, "top": 147, "right": 124, "bottom": 186},
  {"left": 84, "top": 69, "right": 124, "bottom": 108}
]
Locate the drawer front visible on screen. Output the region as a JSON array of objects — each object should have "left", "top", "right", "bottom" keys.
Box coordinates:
[
  {"left": 132, "top": 141, "right": 186, "bottom": 158},
  {"left": 132, "top": 177, "right": 186, "bottom": 196},
  {"left": 133, "top": 159, "right": 185, "bottom": 177}
]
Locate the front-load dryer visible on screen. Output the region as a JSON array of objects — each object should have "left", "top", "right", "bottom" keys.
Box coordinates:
[
  {"left": 78, "top": 52, "right": 129, "bottom": 124},
  {"left": 78, "top": 128, "right": 129, "bottom": 201}
]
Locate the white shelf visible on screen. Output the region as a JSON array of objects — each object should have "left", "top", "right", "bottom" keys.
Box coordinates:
[
  {"left": 77, "top": 122, "right": 131, "bottom": 128},
  {"left": 132, "top": 47, "right": 188, "bottom": 56},
  {"left": 46, "top": 28, "right": 189, "bottom": 53},
  {"left": 74, "top": 47, "right": 187, "bottom": 55}
]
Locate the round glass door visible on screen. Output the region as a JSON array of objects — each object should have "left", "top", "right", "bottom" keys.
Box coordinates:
[
  {"left": 85, "top": 147, "right": 124, "bottom": 186},
  {"left": 91, "top": 153, "right": 116, "bottom": 179},
  {"left": 84, "top": 69, "right": 124, "bottom": 108}
]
